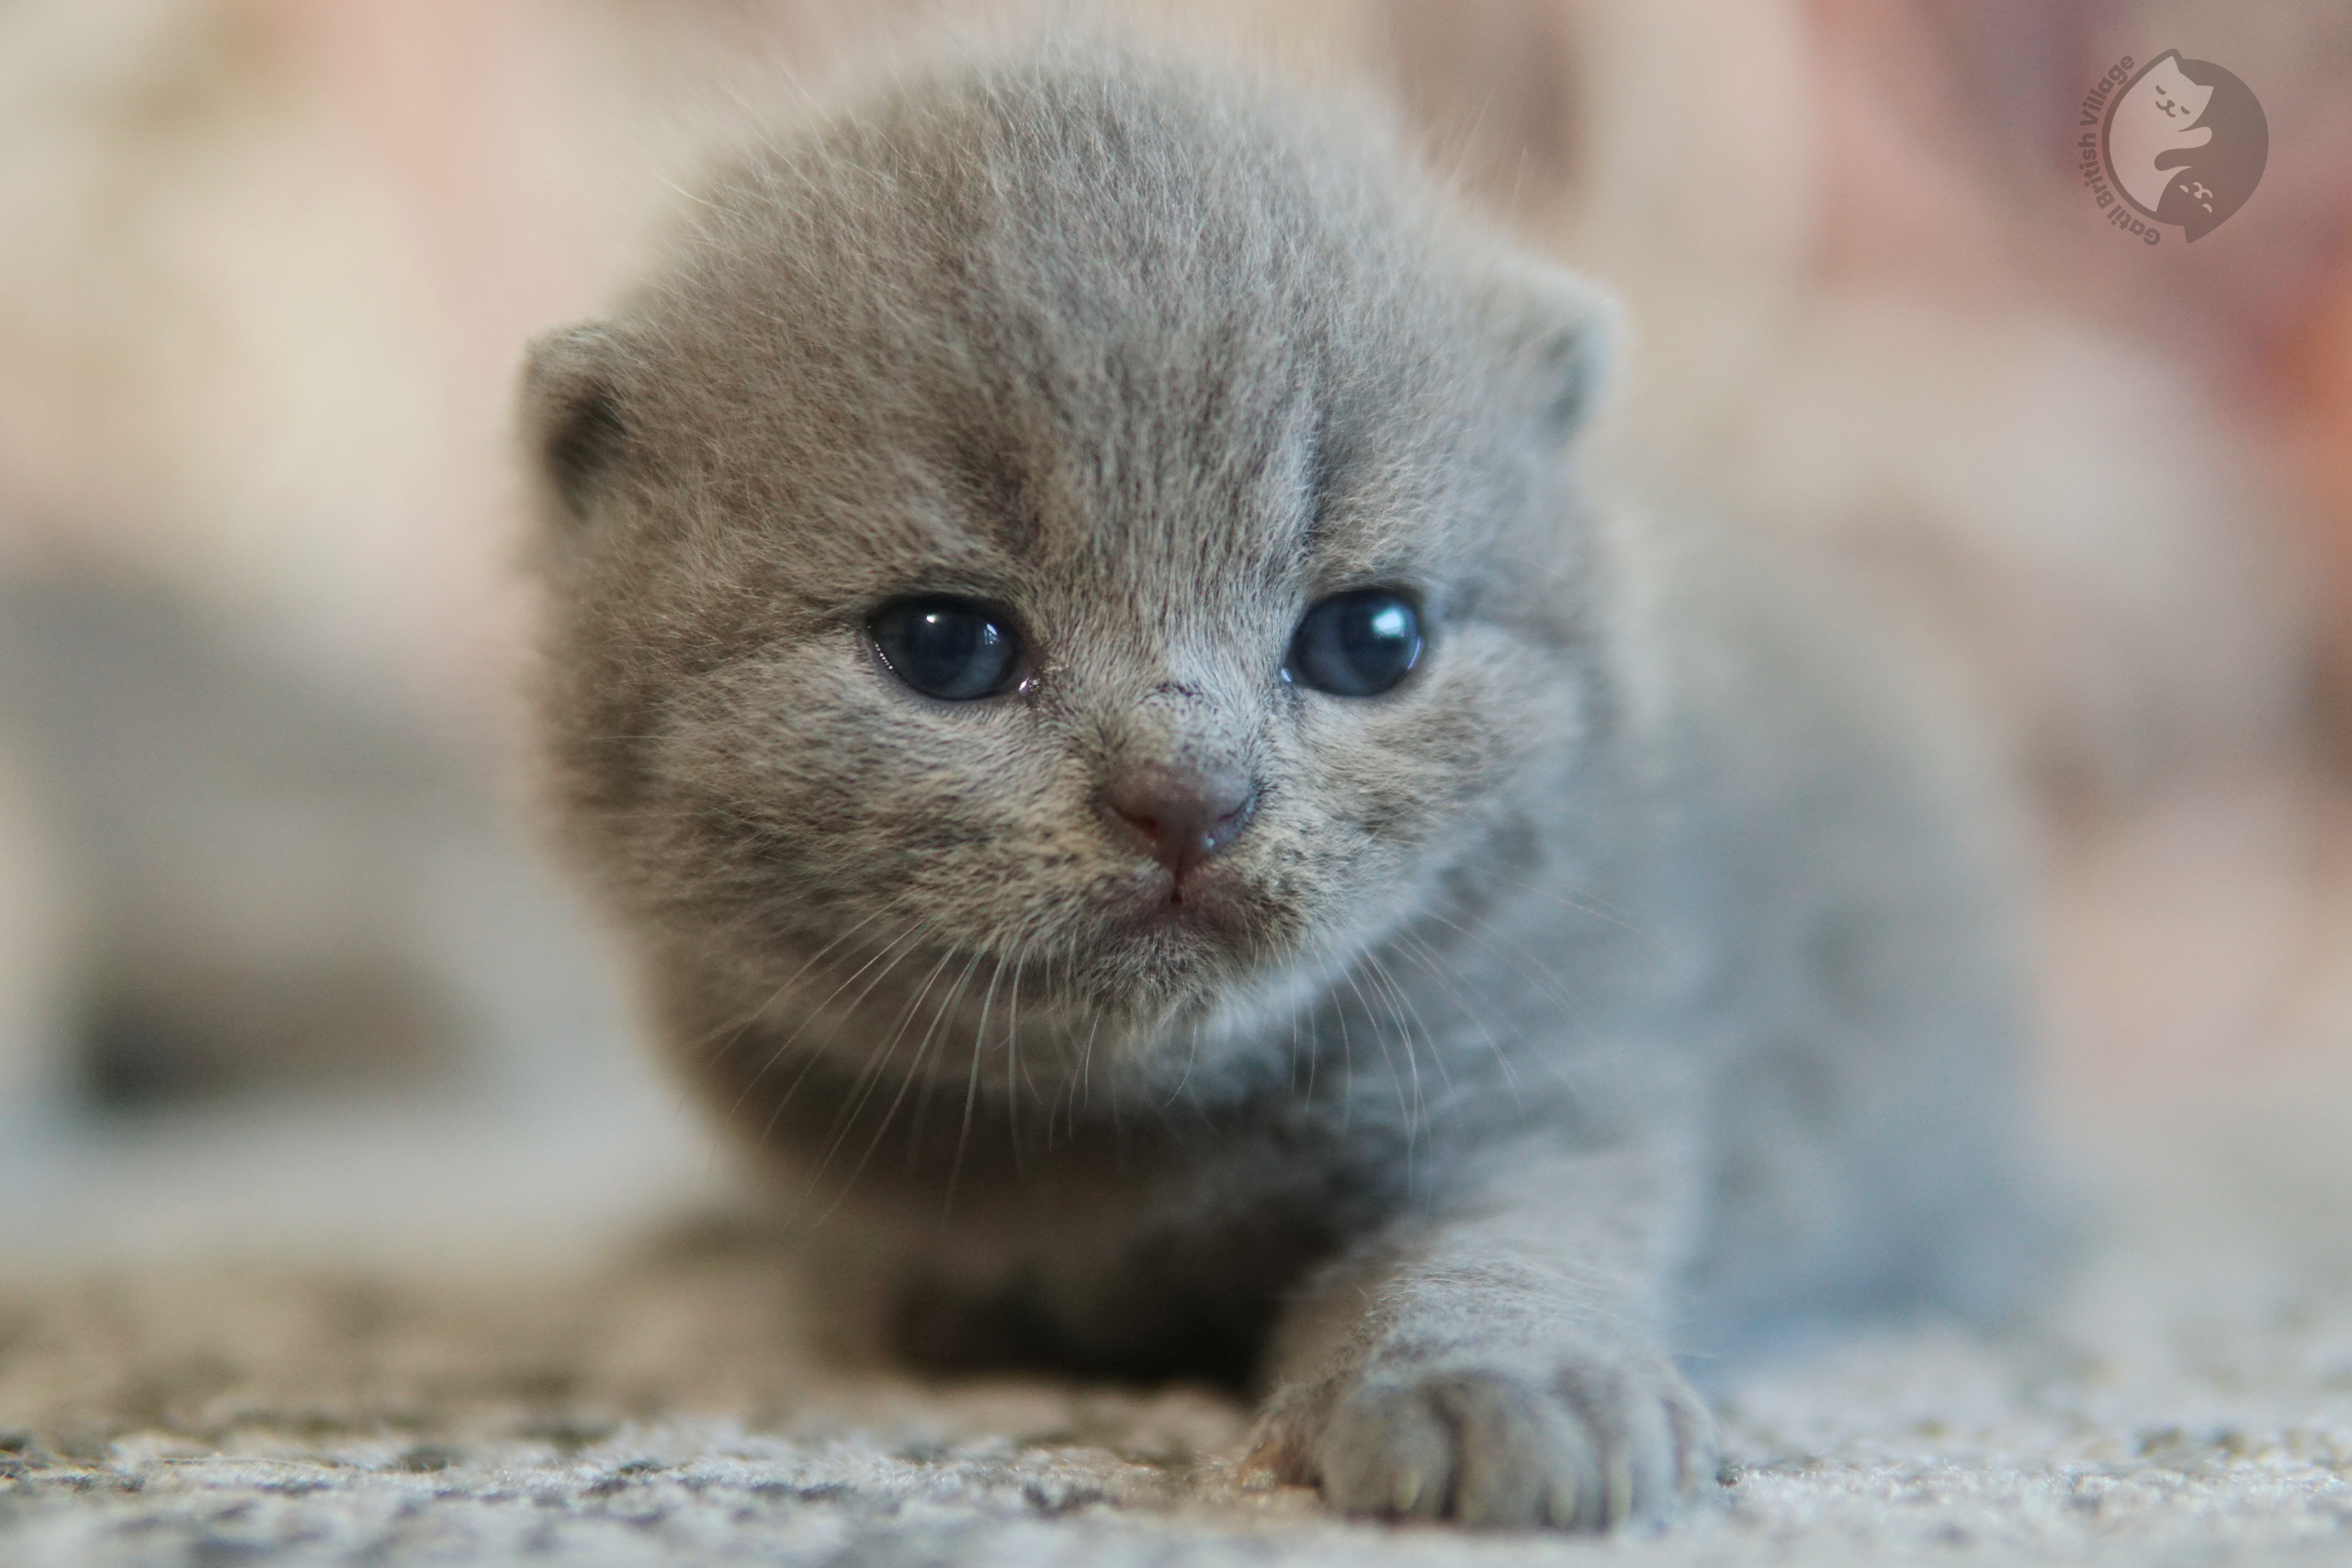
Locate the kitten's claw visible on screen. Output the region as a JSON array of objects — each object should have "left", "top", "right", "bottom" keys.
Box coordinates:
[{"left": 1258, "top": 1348, "right": 1718, "bottom": 1530}]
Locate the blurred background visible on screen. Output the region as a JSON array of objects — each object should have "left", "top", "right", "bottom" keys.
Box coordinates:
[{"left": 1, "top": 0, "right": 2348, "bottom": 1270}]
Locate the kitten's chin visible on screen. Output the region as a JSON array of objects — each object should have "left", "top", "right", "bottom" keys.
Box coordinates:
[
  {"left": 1073, "top": 872, "right": 1379, "bottom": 1055},
  {"left": 1021, "top": 874, "right": 1267, "bottom": 1021},
  {"left": 1084, "top": 922, "right": 1246, "bottom": 1012}
]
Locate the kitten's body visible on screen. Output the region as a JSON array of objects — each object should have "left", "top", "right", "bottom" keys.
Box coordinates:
[{"left": 522, "top": 45, "right": 2033, "bottom": 1530}]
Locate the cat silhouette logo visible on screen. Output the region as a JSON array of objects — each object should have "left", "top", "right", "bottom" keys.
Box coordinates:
[{"left": 2088, "top": 51, "right": 2267, "bottom": 243}]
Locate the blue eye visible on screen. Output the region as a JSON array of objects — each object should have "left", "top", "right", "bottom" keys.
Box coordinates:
[
  {"left": 869, "top": 596, "right": 1023, "bottom": 701},
  {"left": 1286, "top": 589, "right": 1423, "bottom": 697}
]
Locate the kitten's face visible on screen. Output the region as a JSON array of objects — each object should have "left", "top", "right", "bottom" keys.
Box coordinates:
[{"left": 524, "top": 62, "right": 1621, "bottom": 1088}]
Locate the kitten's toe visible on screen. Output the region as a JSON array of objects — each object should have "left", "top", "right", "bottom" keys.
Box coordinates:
[
  {"left": 1553, "top": 1353, "right": 1720, "bottom": 1525},
  {"left": 1272, "top": 1351, "right": 1718, "bottom": 1530},
  {"left": 1315, "top": 1378, "right": 1464, "bottom": 1520},
  {"left": 1430, "top": 1372, "right": 1599, "bottom": 1527}
]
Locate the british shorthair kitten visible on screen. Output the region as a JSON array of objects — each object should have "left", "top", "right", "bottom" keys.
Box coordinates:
[{"left": 518, "top": 42, "right": 2034, "bottom": 1531}]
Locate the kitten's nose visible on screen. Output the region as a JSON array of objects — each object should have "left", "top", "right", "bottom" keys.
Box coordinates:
[{"left": 1102, "top": 763, "right": 1258, "bottom": 887}]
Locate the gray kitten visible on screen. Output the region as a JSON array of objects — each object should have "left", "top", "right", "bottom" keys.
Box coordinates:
[{"left": 518, "top": 43, "right": 2033, "bottom": 1531}]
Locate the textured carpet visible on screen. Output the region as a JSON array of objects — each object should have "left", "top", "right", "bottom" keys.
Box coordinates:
[{"left": 4, "top": 1094, "right": 2351, "bottom": 1566}]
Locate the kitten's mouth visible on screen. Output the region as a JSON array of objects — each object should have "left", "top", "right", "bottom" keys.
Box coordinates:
[
  {"left": 1113, "top": 863, "right": 1252, "bottom": 936},
  {"left": 1064, "top": 863, "right": 1280, "bottom": 1002}
]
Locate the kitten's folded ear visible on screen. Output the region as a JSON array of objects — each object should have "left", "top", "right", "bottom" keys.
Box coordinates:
[
  {"left": 518, "top": 322, "right": 632, "bottom": 530},
  {"left": 1481, "top": 261, "right": 1627, "bottom": 444}
]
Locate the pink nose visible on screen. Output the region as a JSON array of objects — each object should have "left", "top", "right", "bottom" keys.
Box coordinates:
[{"left": 1102, "top": 764, "right": 1258, "bottom": 888}]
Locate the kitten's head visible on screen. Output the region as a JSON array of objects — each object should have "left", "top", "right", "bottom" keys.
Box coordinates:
[{"left": 520, "top": 50, "right": 1628, "bottom": 1088}]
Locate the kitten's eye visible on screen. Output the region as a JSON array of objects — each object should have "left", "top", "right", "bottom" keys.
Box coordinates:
[
  {"left": 1285, "top": 589, "right": 1423, "bottom": 697},
  {"left": 869, "top": 596, "right": 1023, "bottom": 701}
]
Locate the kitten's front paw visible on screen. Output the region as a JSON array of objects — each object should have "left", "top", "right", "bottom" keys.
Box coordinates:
[{"left": 1253, "top": 1345, "right": 1718, "bottom": 1530}]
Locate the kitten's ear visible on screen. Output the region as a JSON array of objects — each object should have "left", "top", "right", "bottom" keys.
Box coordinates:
[
  {"left": 1482, "top": 262, "right": 1626, "bottom": 443},
  {"left": 518, "top": 322, "right": 632, "bottom": 530}
]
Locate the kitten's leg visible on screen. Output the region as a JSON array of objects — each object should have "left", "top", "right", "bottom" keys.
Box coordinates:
[{"left": 1247, "top": 1139, "right": 1719, "bottom": 1529}]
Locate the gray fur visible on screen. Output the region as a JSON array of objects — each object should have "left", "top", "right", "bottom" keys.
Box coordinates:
[{"left": 517, "top": 43, "right": 2035, "bottom": 1532}]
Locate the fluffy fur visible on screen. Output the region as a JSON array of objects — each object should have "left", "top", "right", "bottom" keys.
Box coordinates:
[{"left": 518, "top": 44, "right": 2035, "bottom": 1531}]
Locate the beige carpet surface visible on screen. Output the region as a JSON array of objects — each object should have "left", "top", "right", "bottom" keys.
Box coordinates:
[{"left": 5, "top": 1102, "right": 2352, "bottom": 1568}]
